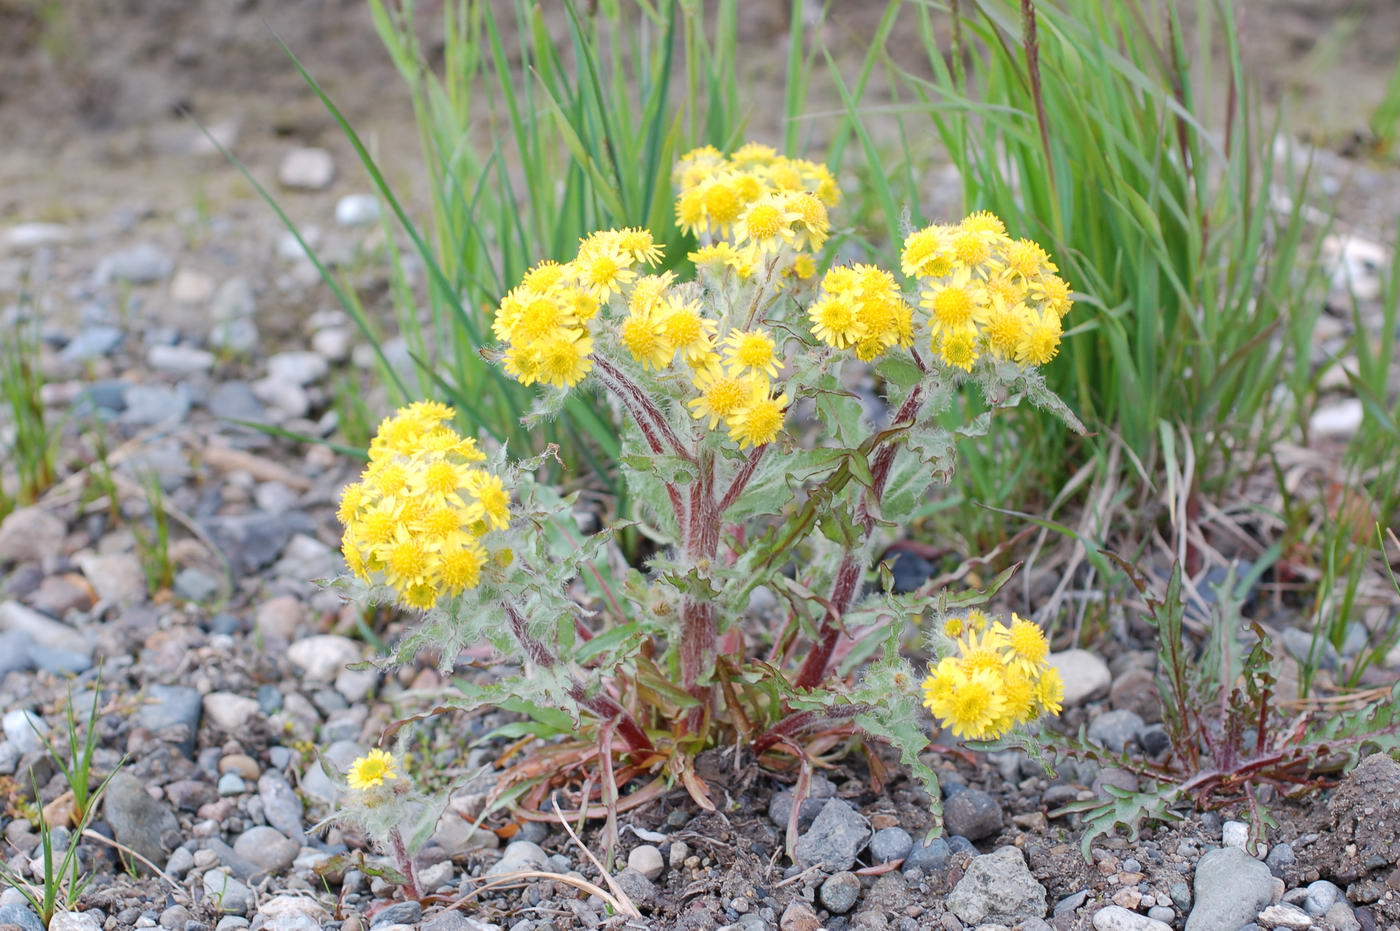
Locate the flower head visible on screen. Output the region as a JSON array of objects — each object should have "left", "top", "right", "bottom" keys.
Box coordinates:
[{"left": 347, "top": 749, "right": 399, "bottom": 790}]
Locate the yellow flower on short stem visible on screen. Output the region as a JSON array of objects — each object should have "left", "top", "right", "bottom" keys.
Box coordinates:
[
  {"left": 725, "top": 387, "right": 789, "bottom": 449},
  {"left": 689, "top": 368, "right": 760, "bottom": 429},
  {"left": 1005, "top": 614, "right": 1049, "bottom": 674},
  {"left": 722, "top": 329, "right": 780, "bottom": 378},
  {"left": 347, "top": 749, "right": 399, "bottom": 791}
]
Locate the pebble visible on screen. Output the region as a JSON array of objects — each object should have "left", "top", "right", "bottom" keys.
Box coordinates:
[
  {"left": 0, "top": 507, "right": 66, "bottom": 564},
  {"left": 165, "top": 846, "right": 195, "bottom": 878},
  {"left": 203, "top": 692, "right": 262, "bottom": 731},
  {"left": 431, "top": 814, "right": 499, "bottom": 855},
  {"left": 612, "top": 868, "right": 657, "bottom": 907},
  {"left": 780, "top": 900, "right": 822, "bottom": 931},
  {"left": 1309, "top": 399, "right": 1363, "bottom": 439},
  {"left": 1303, "top": 880, "right": 1342, "bottom": 916},
  {"left": 60, "top": 324, "right": 125, "bottom": 362},
  {"left": 1, "top": 600, "right": 89, "bottom": 654},
  {"left": 104, "top": 771, "right": 179, "bottom": 872},
  {"left": 267, "top": 350, "right": 329, "bottom": 386},
  {"left": 1281, "top": 628, "right": 1341, "bottom": 671},
  {"left": 942, "top": 788, "right": 1003, "bottom": 841},
  {"left": 870, "top": 825, "right": 913, "bottom": 863},
  {"left": 1047, "top": 649, "right": 1112, "bottom": 706},
  {"left": 486, "top": 840, "right": 550, "bottom": 876},
  {"left": 1323, "top": 902, "right": 1359, "bottom": 931},
  {"left": 5, "top": 222, "right": 70, "bottom": 250},
  {"left": 287, "top": 634, "right": 360, "bottom": 681},
  {"left": 627, "top": 844, "right": 664, "bottom": 880},
  {"left": 217, "top": 772, "right": 247, "bottom": 796},
  {"left": 1147, "top": 906, "right": 1175, "bottom": 924},
  {"left": 1088, "top": 709, "right": 1144, "bottom": 753},
  {"left": 122, "top": 383, "right": 191, "bottom": 424},
  {"left": 0, "top": 903, "right": 45, "bottom": 931},
  {"left": 170, "top": 267, "right": 216, "bottom": 304},
  {"left": 417, "top": 860, "right": 454, "bottom": 891},
  {"left": 278, "top": 147, "right": 336, "bottom": 190},
  {"left": 2, "top": 709, "right": 47, "bottom": 753},
  {"left": 258, "top": 773, "right": 305, "bottom": 842},
  {"left": 147, "top": 343, "right": 215, "bottom": 374},
  {"left": 819, "top": 871, "right": 862, "bottom": 914},
  {"left": 47, "top": 912, "right": 102, "bottom": 931},
  {"left": 210, "top": 278, "right": 260, "bottom": 354},
  {"left": 137, "top": 684, "right": 203, "bottom": 756},
  {"left": 335, "top": 194, "right": 381, "bottom": 226},
  {"left": 311, "top": 326, "right": 352, "bottom": 362},
  {"left": 1266, "top": 842, "right": 1296, "bottom": 876},
  {"left": 794, "top": 798, "right": 871, "bottom": 872},
  {"left": 1222, "top": 820, "right": 1249, "bottom": 849},
  {"left": 371, "top": 902, "right": 422, "bottom": 928},
  {"left": 1258, "top": 903, "right": 1312, "bottom": 929},
  {"left": 1186, "top": 846, "right": 1274, "bottom": 931},
  {"left": 947, "top": 846, "right": 1047, "bottom": 926},
  {"left": 97, "top": 243, "right": 173, "bottom": 284},
  {"left": 904, "top": 836, "right": 950, "bottom": 874},
  {"left": 1091, "top": 905, "right": 1171, "bottom": 931},
  {"left": 220, "top": 754, "right": 260, "bottom": 780},
  {"left": 207, "top": 381, "right": 266, "bottom": 422},
  {"left": 203, "top": 868, "right": 254, "bottom": 915},
  {"left": 230, "top": 825, "right": 301, "bottom": 876}
]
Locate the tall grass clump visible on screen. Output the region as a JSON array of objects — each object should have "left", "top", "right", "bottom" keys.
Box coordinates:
[
  {"left": 0, "top": 315, "right": 57, "bottom": 519},
  {"left": 859, "top": 0, "right": 1332, "bottom": 521}
]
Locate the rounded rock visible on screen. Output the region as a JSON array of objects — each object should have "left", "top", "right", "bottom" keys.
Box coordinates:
[
  {"left": 941, "top": 788, "right": 1003, "bottom": 842},
  {"left": 869, "top": 826, "right": 913, "bottom": 864},
  {"left": 627, "top": 844, "right": 664, "bottom": 881},
  {"left": 819, "top": 871, "right": 861, "bottom": 914},
  {"left": 1091, "top": 905, "right": 1171, "bottom": 930},
  {"left": 1047, "top": 649, "right": 1112, "bottom": 706},
  {"left": 1088, "top": 709, "right": 1144, "bottom": 753}
]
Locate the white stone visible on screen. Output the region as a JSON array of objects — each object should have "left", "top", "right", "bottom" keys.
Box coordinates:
[
  {"left": 1222, "top": 820, "right": 1249, "bottom": 850},
  {"left": 147, "top": 344, "right": 215, "bottom": 374},
  {"left": 267, "top": 351, "right": 329, "bottom": 386},
  {"left": 278, "top": 147, "right": 336, "bottom": 191},
  {"left": 0, "top": 600, "right": 89, "bottom": 654},
  {"left": 6, "top": 223, "right": 71, "bottom": 250},
  {"left": 276, "top": 227, "right": 322, "bottom": 262},
  {"left": 1322, "top": 234, "right": 1389, "bottom": 302},
  {"left": 1047, "top": 649, "right": 1112, "bottom": 707},
  {"left": 203, "top": 692, "right": 262, "bottom": 731},
  {"left": 334, "top": 194, "right": 380, "bottom": 227},
  {"left": 170, "top": 268, "right": 216, "bottom": 305},
  {"left": 3, "top": 709, "right": 48, "bottom": 754},
  {"left": 1092, "top": 905, "right": 1172, "bottom": 931},
  {"left": 251, "top": 377, "right": 310, "bottom": 419},
  {"left": 286, "top": 635, "right": 360, "bottom": 681},
  {"left": 311, "top": 327, "right": 352, "bottom": 363},
  {"left": 48, "top": 911, "right": 103, "bottom": 931},
  {"left": 78, "top": 553, "right": 146, "bottom": 604},
  {"left": 1258, "top": 903, "right": 1313, "bottom": 930},
  {"left": 627, "top": 844, "right": 664, "bottom": 880},
  {"left": 1309, "top": 399, "right": 1363, "bottom": 439}
]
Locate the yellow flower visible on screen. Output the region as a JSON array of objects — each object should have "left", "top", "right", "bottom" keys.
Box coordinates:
[
  {"left": 629, "top": 272, "right": 676, "bottom": 316},
  {"left": 659, "top": 301, "right": 718, "bottom": 365},
  {"left": 731, "top": 141, "right": 779, "bottom": 167},
  {"left": 1034, "top": 666, "right": 1065, "bottom": 717},
  {"left": 336, "top": 482, "right": 366, "bottom": 526},
  {"left": 465, "top": 471, "right": 511, "bottom": 531},
  {"left": 1014, "top": 309, "right": 1062, "bottom": 366},
  {"left": 613, "top": 227, "right": 663, "bottom": 266},
  {"left": 521, "top": 259, "right": 569, "bottom": 292},
  {"left": 574, "top": 241, "right": 636, "bottom": 300},
  {"left": 1000, "top": 238, "right": 1052, "bottom": 280},
  {"left": 901, "top": 226, "right": 953, "bottom": 278},
  {"left": 688, "top": 367, "right": 759, "bottom": 429},
  {"left": 926, "top": 665, "right": 1007, "bottom": 741},
  {"left": 1032, "top": 274, "right": 1074, "bottom": 317},
  {"left": 725, "top": 387, "right": 788, "bottom": 448},
  {"left": 942, "top": 615, "right": 966, "bottom": 638},
  {"left": 1004, "top": 615, "right": 1049, "bottom": 673},
  {"left": 983, "top": 302, "right": 1030, "bottom": 359},
  {"left": 783, "top": 192, "right": 830, "bottom": 251},
  {"left": 922, "top": 268, "right": 988, "bottom": 338},
  {"left": 790, "top": 253, "right": 817, "bottom": 279},
  {"left": 532, "top": 331, "right": 595, "bottom": 388},
  {"left": 936, "top": 326, "right": 980, "bottom": 372},
  {"left": 347, "top": 749, "right": 398, "bottom": 790},
  {"left": 734, "top": 195, "right": 795, "bottom": 252},
  {"left": 437, "top": 537, "right": 486, "bottom": 594},
  {"left": 690, "top": 242, "right": 752, "bottom": 279},
  {"left": 809, "top": 294, "right": 866, "bottom": 349},
  {"left": 619, "top": 311, "right": 673, "bottom": 371},
  {"left": 723, "top": 329, "right": 780, "bottom": 378}
]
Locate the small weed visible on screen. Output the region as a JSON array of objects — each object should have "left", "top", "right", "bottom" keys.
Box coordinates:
[
  {"left": 130, "top": 470, "right": 173, "bottom": 595},
  {"left": 38, "top": 673, "right": 118, "bottom": 825},
  {"left": 0, "top": 314, "right": 57, "bottom": 519}
]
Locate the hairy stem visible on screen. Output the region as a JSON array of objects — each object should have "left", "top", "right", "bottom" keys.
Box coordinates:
[
  {"left": 595, "top": 357, "right": 692, "bottom": 461},
  {"left": 680, "top": 449, "right": 719, "bottom": 700},
  {"left": 752, "top": 703, "right": 870, "bottom": 756},
  {"left": 717, "top": 443, "right": 768, "bottom": 515},
  {"left": 389, "top": 826, "right": 420, "bottom": 899}
]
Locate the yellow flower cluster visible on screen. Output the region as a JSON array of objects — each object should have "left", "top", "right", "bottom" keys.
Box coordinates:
[
  {"left": 674, "top": 142, "right": 838, "bottom": 276},
  {"left": 921, "top": 610, "right": 1064, "bottom": 741},
  {"left": 346, "top": 749, "right": 399, "bottom": 791},
  {"left": 808, "top": 264, "right": 916, "bottom": 361},
  {"left": 493, "top": 227, "right": 665, "bottom": 389},
  {"left": 337, "top": 403, "right": 511, "bottom": 611},
  {"left": 900, "top": 212, "right": 1074, "bottom": 371}
]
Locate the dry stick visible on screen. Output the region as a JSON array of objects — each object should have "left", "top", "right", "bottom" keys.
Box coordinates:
[
  {"left": 549, "top": 792, "right": 643, "bottom": 918},
  {"left": 81, "top": 829, "right": 181, "bottom": 890},
  {"left": 441, "top": 870, "right": 632, "bottom": 916}
]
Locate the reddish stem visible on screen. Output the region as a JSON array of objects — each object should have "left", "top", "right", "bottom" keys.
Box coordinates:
[
  {"left": 717, "top": 443, "right": 768, "bottom": 515},
  {"left": 591, "top": 364, "right": 686, "bottom": 528},
  {"left": 389, "top": 827, "right": 421, "bottom": 899},
  {"left": 595, "top": 357, "right": 692, "bottom": 461}
]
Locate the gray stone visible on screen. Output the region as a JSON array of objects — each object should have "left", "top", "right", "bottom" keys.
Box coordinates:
[
  {"left": 416, "top": 859, "right": 454, "bottom": 891},
  {"left": 203, "top": 693, "right": 261, "bottom": 732},
  {"left": 207, "top": 382, "right": 266, "bottom": 422},
  {"left": 97, "top": 244, "right": 173, "bottom": 284},
  {"left": 1265, "top": 842, "right": 1295, "bottom": 877},
  {"left": 174, "top": 568, "right": 221, "bottom": 603},
  {"left": 59, "top": 325, "right": 124, "bottom": 362},
  {"left": 2, "top": 709, "right": 47, "bottom": 753},
  {"left": 104, "top": 771, "right": 179, "bottom": 872},
  {"left": 159, "top": 904, "right": 193, "bottom": 930},
  {"left": 0, "top": 903, "right": 45, "bottom": 931},
  {"left": 612, "top": 867, "right": 657, "bottom": 907},
  {"left": 1222, "top": 820, "right": 1249, "bottom": 849},
  {"left": 0, "top": 630, "right": 35, "bottom": 677},
  {"left": 1147, "top": 906, "right": 1176, "bottom": 924},
  {"left": 335, "top": 194, "right": 381, "bottom": 227},
  {"left": 202, "top": 868, "right": 254, "bottom": 915},
  {"left": 1047, "top": 649, "right": 1111, "bottom": 706},
  {"left": 138, "top": 684, "right": 203, "bottom": 757},
  {"left": 903, "top": 837, "right": 950, "bottom": 874},
  {"left": 371, "top": 902, "right": 422, "bottom": 928},
  {"left": 1282, "top": 628, "right": 1340, "bottom": 672},
  {"left": 230, "top": 825, "right": 299, "bottom": 876},
  {"left": 1303, "top": 881, "right": 1342, "bottom": 917},
  {"left": 767, "top": 790, "right": 826, "bottom": 831},
  {"left": 870, "top": 826, "right": 913, "bottom": 863},
  {"left": 794, "top": 799, "right": 871, "bottom": 872},
  {"left": 1323, "top": 902, "right": 1359, "bottom": 931},
  {"left": 1186, "top": 846, "right": 1274, "bottom": 931},
  {"left": 122, "top": 384, "right": 191, "bottom": 425},
  {"left": 431, "top": 814, "right": 499, "bottom": 855},
  {"left": 205, "top": 512, "right": 314, "bottom": 575},
  {"left": 278, "top": 148, "right": 335, "bottom": 190},
  {"left": 422, "top": 914, "right": 500, "bottom": 931},
  {"left": 217, "top": 772, "right": 246, "bottom": 796},
  {"left": 0, "top": 600, "right": 89, "bottom": 654},
  {"left": 819, "top": 871, "right": 861, "bottom": 914},
  {"left": 0, "top": 506, "right": 65, "bottom": 563},
  {"left": 487, "top": 840, "right": 549, "bottom": 876},
  {"left": 311, "top": 326, "right": 352, "bottom": 362},
  {"left": 28, "top": 644, "right": 91, "bottom": 676},
  {"left": 166, "top": 846, "right": 195, "bottom": 878},
  {"left": 257, "top": 773, "right": 304, "bottom": 842},
  {"left": 1088, "top": 710, "right": 1144, "bottom": 753},
  {"left": 80, "top": 553, "right": 145, "bottom": 604},
  {"left": 215, "top": 918, "right": 250, "bottom": 931},
  {"left": 1091, "top": 905, "right": 1171, "bottom": 930},
  {"left": 627, "top": 844, "right": 663, "bottom": 880},
  {"left": 946, "top": 846, "right": 1047, "bottom": 926},
  {"left": 6, "top": 222, "right": 71, "bottom": 250},
  {"left": 942, "top": 789, "right": 1003, "bottom": 842},
  {"left": 267, "top": 351, "right": 328, "bottom": 387},
  {"left": 147, "top": 344, "right": 215, "bottom": 374}
]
